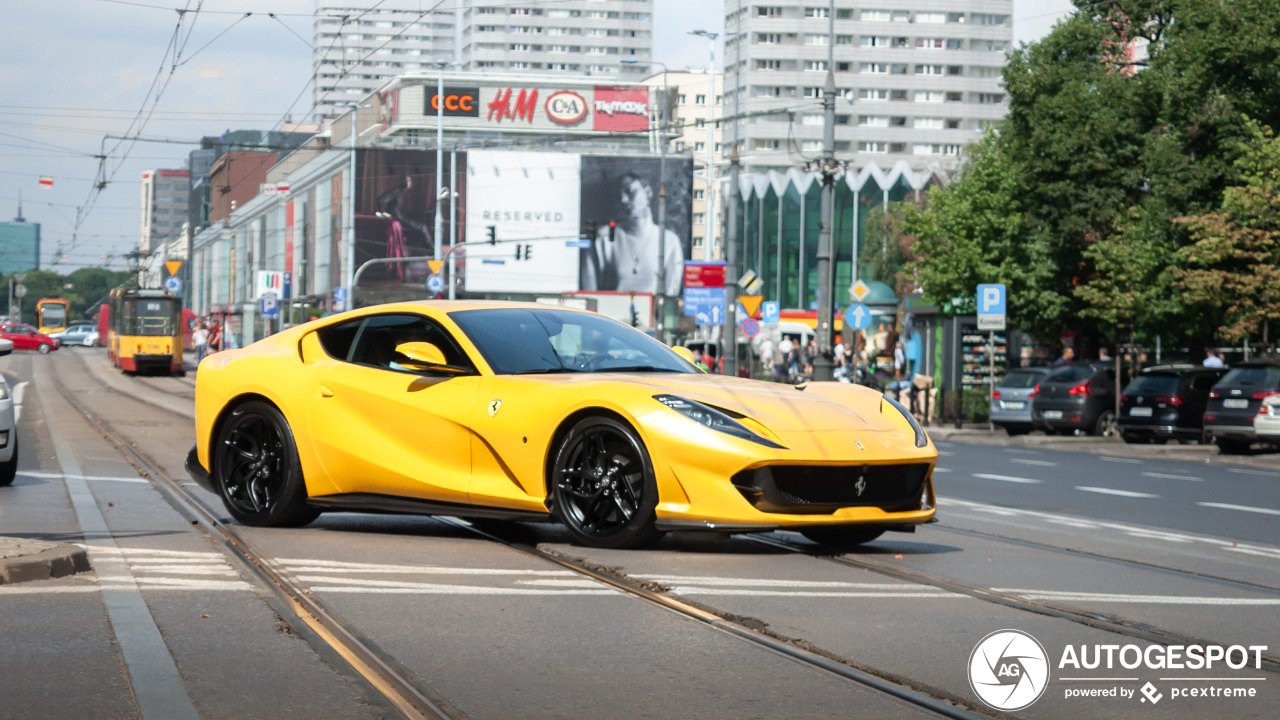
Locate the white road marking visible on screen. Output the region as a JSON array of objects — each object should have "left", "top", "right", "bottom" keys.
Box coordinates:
[
  {"left": 515, "top": 579, "right": 610, "bottom": 588},
  {"left": 1009, "top": 459, "right": 1057, "bottom": 467},
  {"left": 1198, "top": 502, "right": 1279, "bottom": 516},
  {"left": 278, "top": 558, "right": 574, "bottom": 576},
  {"left": 1044, "top": 518, "right": 1099, "bottom": 529},
  {"left": 972, "top": 507, "right": 1019, "bottom": 516},
  {"left": 1142, "top": 472, "right": 1203, "bottom": 481},
  {"left": 1225, "top": 546, "right": 1280, "bottom": 560},
  {"left": 299, "top": 576, "right": 617, "bottom": 595},
  {"left": 997, "top": 589, "right": 1280, "bottom": 606},
  {"left": 1123, "top": 531, "right": 1193, "bottom": 543},
  {"left": 21, "top": 470, "right": 149, "bottom": 484},
  {"left": 932, "top": 467, "right": 952, "bottom": 473},
  {"left": 636, "top": 575, "right": 922, "bottom": 589},
  {"left": 1099, "top": 456, "right": 1142, "bottom": 464},
  {"left": 1228, "top": 468, "right": 1280, "bottom": 477},
  {"left": 937, "top": 450, "right": 954, "bottom": 456},
  {"left": 1075, "top": 486, "right": 1159, "bottom": 498},
  {"left": 671, "top": 587, "right": 959, "bottom": 598},
  {"left": 972, "top": 473, "right": 1042, "bottom": 484}
]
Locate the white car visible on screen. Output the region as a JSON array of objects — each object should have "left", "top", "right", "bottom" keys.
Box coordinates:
[
  {"left": 0, "top": 339, "right": 17, "bottom": 486},
  {"left": 1256, "top": 395, "right": 1280, "bottom": 446},
  {"left": 48, "top": 323, "right": 99, "bottom": 347}
]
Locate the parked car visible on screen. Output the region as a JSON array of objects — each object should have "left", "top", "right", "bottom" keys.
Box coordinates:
[
  {"left": 0, "top": 339, "right": 17, "bottom": 486},
  {"left": 1031, "top": 362, "right": 1117, "bottom": 436},
  {"left": 49, "top": 323, "right": 99, "bottom": 347},
  {"left": 1117, "top": 365, "right": 1225, "bottom": 444},
  {"left": 1256, "top": 395, "right": 1280, "bottom": 446},
  {"left": 0, "top": 324, "right": 59, "bottom": 354},
  {"left": 990, "top": 366, "right": 1052, "bottom": 436},
  {"left": 1204, "top": 360, "right": 1280, "bottom": 453}
]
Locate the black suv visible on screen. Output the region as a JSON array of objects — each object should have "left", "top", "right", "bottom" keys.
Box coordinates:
[
  {"left": 1031, "top": 363, "right": 1117, "bottom": 436},
  {"left": 1204, "top": 360, "right": 1280, "bottom": 453},
  {"left": 1118, "top": 365, "right": 1225, "bottom": 444}
]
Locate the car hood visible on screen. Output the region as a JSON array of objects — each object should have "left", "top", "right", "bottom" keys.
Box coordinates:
[{"left": 570, "top": 373, "right": 888, "bottom": 432}]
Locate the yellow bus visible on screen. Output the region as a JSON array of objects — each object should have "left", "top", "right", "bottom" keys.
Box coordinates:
[
  {"left": 36, "top": 297, "right": 71, "bottom": 335},
  {"left": 106, "top": 287, "right": 184, "bottom": 375}
]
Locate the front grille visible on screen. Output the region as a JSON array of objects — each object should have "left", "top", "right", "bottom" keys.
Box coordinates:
[{"left": 732, "top": 464, "right": 930, "bottom": 515}]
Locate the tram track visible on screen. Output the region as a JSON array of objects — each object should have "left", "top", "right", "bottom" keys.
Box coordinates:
[
  {"left": 746, "top": 533, "right": 1280, "bottom": 674},
  {"left": 53, "top": 353, "right": 997, "bottom": 720}
]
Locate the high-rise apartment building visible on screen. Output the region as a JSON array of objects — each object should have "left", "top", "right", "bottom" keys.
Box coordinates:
[
  {"left": 313, "top": 1, "right": 656, "bottom": 122},
  {"left": 723, "top": 1, "right": 1013, "bottom": 171},
  {"left": 139, "top": 169, "right": 189, "bottom": 255}
]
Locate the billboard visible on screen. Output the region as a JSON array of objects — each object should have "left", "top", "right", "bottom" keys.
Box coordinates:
[
  {"left": 354, "top": 149, "right": 467, "bottom": 286},
  {"left": 592, "top": 86, "right": 650, "bottom": 133},
  {"left": 391, "top": 82, "right": 651, "bottom": 135}
]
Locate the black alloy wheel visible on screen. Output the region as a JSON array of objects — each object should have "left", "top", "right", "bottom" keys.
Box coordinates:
[
  {"left": 212, "top": 401, "right": 319, "bottom": 527},
  {"left": 551, "top": 416, "right": 663, "bottom": 549},
  {"left": 800, "top": 526, "right": 886, "bottom": 551}
]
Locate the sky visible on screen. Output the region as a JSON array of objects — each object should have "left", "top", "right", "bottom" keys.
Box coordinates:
[{"left": 0, "top": 0, "right": 1075, "bottom": 273}]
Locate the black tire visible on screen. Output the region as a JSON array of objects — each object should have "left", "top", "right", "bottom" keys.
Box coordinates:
[
  {"left": 212, "top": 400, "right": 319, "bottom": 527},
  {"left": 1004, "top": 425, "right": 1030, "bottom": 437},
  {"left": 1151, "top": 437, "right": 1169, "bottom": 445},
  {"left": 0, "top": 434, "right": 17, "bottom": 487},
  {"left": 1217, "top": 438, "right": 1253, "bottom": 455},
  {"left": 1092, "top": 410, "right": 1115, "bottom": 437},
  {"left": 36, "top": 343, "right": 51, "bottom": 355},
  {"left": 800, "top": 526, "right": 886, "bottom": 551},
  {"left": 551, "top": 415, "right": 663, "bottom": 549},
  {"left": 1121, "top": 432, "right": 1147, "bottom": 445}
]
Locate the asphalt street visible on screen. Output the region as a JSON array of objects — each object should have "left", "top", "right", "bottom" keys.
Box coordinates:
[{"left": 0, "top": 347, "right": 1275, "bottom": 720}]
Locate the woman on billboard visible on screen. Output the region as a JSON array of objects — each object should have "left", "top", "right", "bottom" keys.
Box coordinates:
[{"left": 581, "top": 171, "right": 685, "bottom": 296}]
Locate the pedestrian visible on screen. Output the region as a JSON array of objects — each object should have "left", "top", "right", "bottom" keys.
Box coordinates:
[
  {"left": 1203, "top": 348, "right": 1225, "bottom": 368},
  {"left": 1098, "top": 347, "right": 1111, "bottom": 362},
  {"left": 758, "top": 336, "right": 776, "bottom": 379},
  {"left": 192, "top": 321, "right": 209, "bottom": 363},
  {"left": 1053, "top": 347, "right": 1075, "bottom": 366},
  {"left": 893, "top": 341, "right": 906, "bottom": 379},
  {"left": 207, "top": 321, "right": 221, "bottom": 354}
]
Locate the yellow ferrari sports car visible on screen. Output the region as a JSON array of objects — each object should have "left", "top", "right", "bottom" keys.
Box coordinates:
[{"left": 186, "top": 301, "right": 937, "bottom": 549}]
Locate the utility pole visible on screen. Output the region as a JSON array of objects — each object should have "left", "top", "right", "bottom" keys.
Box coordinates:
[
  {"left": 812, "top": 0, "right": 837, "bottom": 382},
  {"left": 433, "top": 60, "right": 446, "bottom": 263},
  {"left": 721, "top": 20, "right": 741, "bottom": 378}
]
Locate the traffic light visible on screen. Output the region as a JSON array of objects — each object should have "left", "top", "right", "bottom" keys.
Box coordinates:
[
  {"left": 486, "top": 225, "right": 496, "bottom": 245},
  {"left": 608, "top": 221, "right": 617, "bottom": 242},
  {"left": 514, "top": 243, "right": 523, "bottom": 260},
  {"left": 524, "top": 244, "right": 532, "bottom": 261}
]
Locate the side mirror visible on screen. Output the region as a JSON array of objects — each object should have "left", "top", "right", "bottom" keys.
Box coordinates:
[
  {"left": 671, "top": 346, "right": 704, "bottom": 372},
  {"left": 394, "top": 341, "right": 470, "bottom": 374}
]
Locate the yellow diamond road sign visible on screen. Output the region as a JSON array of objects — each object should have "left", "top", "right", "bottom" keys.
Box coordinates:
[
  {"left": 165, "top": 260, "right": 183, "bottom": 276},
  {"left": 851, "top": 280, "right": 870, "bottom": 302},
  {"left": 427, "top": 260, "right": 444, "bottom": 275},
  {"left": 738, "top": 294, "right": 764, "bottom": 318}
]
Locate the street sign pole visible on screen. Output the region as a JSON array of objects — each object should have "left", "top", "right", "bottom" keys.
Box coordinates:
[
  {"left": 977, "top": 284, "right": 1008, "bottom": 433},
  {"left": 989, "top": 330, "right": 995, "bottom": 432}
]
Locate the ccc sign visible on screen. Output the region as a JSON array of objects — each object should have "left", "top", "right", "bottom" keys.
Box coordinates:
[{"left": 425, "top": 87, "right": 480, "bottom": 117}]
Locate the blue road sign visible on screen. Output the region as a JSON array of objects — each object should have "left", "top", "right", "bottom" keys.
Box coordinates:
[
  {"left": 683, "top": 287, "right": 726, "bottom": 324},
  {"left": 845, "top": 303, "right": 872, "bottom": 331},
  {"left": 260, "top": 292, "right": 279, "bottom": 319},
  {"left": 977, "top": 283, "right": 1007, "bottom": 330},
  {"left": 282, "top": 272, "right": 292, "bottom": 300},
  {"left": 163, "top": 275, "right": 182, "bottom": 293},
  {"left": 565, "top": 238, "right": 592, "bottom": 248},
  {"left": 426, "top": 274, "right": 444, "bottom": 293},
  {"left": 332, "top": 287, "right": 348, "bottom": 312},
  {"left": 741, "top": 318, "right": 760, "bottom": 338},
  {"left": 761, "top": 301, "right": 780, "bottom": 324}
]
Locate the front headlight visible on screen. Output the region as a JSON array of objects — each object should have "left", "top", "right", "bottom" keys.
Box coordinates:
[
  {"left": 882, "top": 394, "right": 929, "bottom": 448},
  {"left": 0, "top": 384, "right": 10, "bottom": 400},
  {"left": 654, "top": 394, "right": 784, "bottom": 449}
]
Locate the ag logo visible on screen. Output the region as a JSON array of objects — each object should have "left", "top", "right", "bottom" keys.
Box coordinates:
[
  {"left": 488, "top": 399, "right": 502, "bottom": 417},
  {"left": 545, "top": 90, "right": 587, "bottom": 124},
  {"left": 968, "top": 629, "right": 1050, "bottom": 711}
]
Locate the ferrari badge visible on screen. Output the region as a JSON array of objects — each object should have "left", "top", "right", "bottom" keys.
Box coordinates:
[{"left": 488, "top": 399, "right": 502, "bottom": 417}]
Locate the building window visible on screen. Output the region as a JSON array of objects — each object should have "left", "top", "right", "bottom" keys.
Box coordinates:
[
  {"left": 693, "top": 235, "right": 704, "bottom": 248},
  {"left": 916, "top": 90, "right": 945, "bottom": 103},
  {"left": 756, "top": 59, "right": 781, "bottom": 70},
  {"left": 975, "top": 67, "right": 1002, "bottom": 78},
  {"left": 975, "top": 92, "right": 1006, "bottom": 104},
  {"left": 693, "top": 213, "right": 705, "bottom": 224},
  {"left": 804, "top": 34, "right": 828, "bottom": 45},
  {"left": 916, "top": 64, "right": 944, "bottom": 76},
  {"left": 693, "top": 189, "right": 704, "bottom": 199},
  {"left": 805, "top": 60, "right": 828, "bottom": 71},
  {"left": 801, "top": 140, "right": 822, "bottom": 152},
  {"left": 946, "top": 118, "right": 961, "bottom": 129},
  {"left": 858, "top": 115, "right": 889, "bottom": 127},
  {"left": 914, "top": 117, "right": 945, "bottom": 129},
  {"left": 916, "top": 38, "right": 944, "bottom": 50},
  {"left": 915, "top": 12, "right": 946, "bottom": 23},
  {"left": 804, "top": 7, "right": 829, "bottom": 18},
  {"left": 859, "top": 62, "right": 888, "bottom": 74},
  {"left": 861, "top": 10, "right": 890, "bottom": 22},
  {"left": 973, "top": 14, "right": 1008, "bottom": 26},
  {"left": 803, "top": 86, "right": 822, "bottom": 98},
  {"left": 757, "top": 6, "right": 782, "bottom": 17},
  {"left": 754, "top": 139, "right": 781, "bottom": 150},
  {"left": 695, "top": 94, "right": 706, "bottom": 105},
  {"left": 861, "top": 35, "right": 890, "bottom": 47},
  {"left": 858, "top": 88, "right": 889, "bottom": 101},
  {"left": 858, "top": 141, "right": 888, "bottom": 153},
  {"left": 802, "top": 113, "right": 823, "bottom": 125},
  {"left": 756, "top": 33, "right": 782, "bottom": 44},
  {"left": 835, "top": 34, "right": 853, "bottom": 44}
]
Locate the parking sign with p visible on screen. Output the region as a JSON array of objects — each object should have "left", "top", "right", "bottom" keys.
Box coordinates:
[{"left": 977, "top": 284, "right": 1006, "bottom": 330}]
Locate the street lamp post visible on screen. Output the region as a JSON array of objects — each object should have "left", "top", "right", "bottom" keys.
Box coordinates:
[
  {"left": 622, "top": 57, "right": 671, "bottom": 343},
  {"left": 813, "top": 0, "right": 837, "bottom": 382},
  {"left": 432, "top": 60, "right": 448, "bottom": 264},
  {"left": 342, "top": 101, "right": 371, "bottom": 310}
]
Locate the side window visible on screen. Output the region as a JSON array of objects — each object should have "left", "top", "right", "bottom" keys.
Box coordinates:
[
  {"left": 315, "top": 319, "right": 363, "bottom": 361},
  {"left": 1192, "top": 374, "right": 1217, "bottom": 393},
  {"left": 349, "top": 314, "right": 474, "bottom": 373}
]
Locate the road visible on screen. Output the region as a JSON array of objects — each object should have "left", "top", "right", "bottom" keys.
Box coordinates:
[{"left": 0, "top": 347, "right": 1275, "bottom": 719}]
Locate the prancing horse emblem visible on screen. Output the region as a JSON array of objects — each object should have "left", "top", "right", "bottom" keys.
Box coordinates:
[
  {"left": 488, "top": 399, "right": 502, "bottom": 417},
  {"left": 854, "top": 476, "right": 867, "bottom": 497}
]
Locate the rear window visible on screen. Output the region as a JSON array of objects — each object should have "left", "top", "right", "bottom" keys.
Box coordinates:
[
  {"left": 1044, "top": 365, "right": 1095, "bottom": 383},
  {"left": 998, "top": 370, "right": 1044, "bottom": 389},
  {"left": 1123, "top": 374, "right": 1179, "bottom": 395},
  {"left": 1218, "top": 366, "right": 1280, "bottom": 388}
]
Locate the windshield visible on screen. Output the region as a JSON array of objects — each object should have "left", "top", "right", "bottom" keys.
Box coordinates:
[
  {"left": 449, "top": 308, "right": 696, "bottom": 375},
  {"left": 1218, "top": 366, "right": 1280, "bottom": 388},
  {"left": 126, "top": 298, "right": 176, "bottom": 337},
  {"left": 1123, "top": 374, "right": 1179, "bottom": 395},
  {"left": 39, "top": 304, "right": 66, "bottom": 328},
  {"left": 1044, "top": 365, "right": 1096, "bottom": 384},
  {"left": 997, "top": 370, "right": 1045, "bottom": 389}
]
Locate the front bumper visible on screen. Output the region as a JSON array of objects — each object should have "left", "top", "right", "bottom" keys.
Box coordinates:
[{"left": 185, "top": 445, "right": 217, "bottom": 494}]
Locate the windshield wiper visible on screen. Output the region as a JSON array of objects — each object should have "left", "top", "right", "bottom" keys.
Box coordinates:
[{"left": 512, "top": 367, "right": 583, "bottom": 375}]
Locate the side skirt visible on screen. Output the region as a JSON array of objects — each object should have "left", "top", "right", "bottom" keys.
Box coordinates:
[{"left": 307, "top": 492, "right": 553, "bottom": 523}]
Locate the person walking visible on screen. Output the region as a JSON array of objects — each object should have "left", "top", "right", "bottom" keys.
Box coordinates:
[
  {"left": 1203, "top": 348, "right": 1225, "bottom": 368},
  {"left": 192, "top": 321, "right": 209, "bottom": 363},
  {"left": 1053, "top": 347, "right": 1076, "bottom": 366}
]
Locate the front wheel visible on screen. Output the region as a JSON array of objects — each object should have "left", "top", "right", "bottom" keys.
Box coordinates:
[
  {"left": 0, "top": 434, "right": 17, "bottom": 487},
  {"left": 800, "top": 526, "right": 886, "bottom": 551},
  {"left": 212, "top": 401, "right": 319, "bottom": 527},
  {"left": 551, "top": 416, "right": 663, "bottom": 549},
  {"left": 36, "top": 343, "right": 51, "bottom": 355},
  {"left": 1092, "top": 410, "right": 1116, "bottom": 437}
]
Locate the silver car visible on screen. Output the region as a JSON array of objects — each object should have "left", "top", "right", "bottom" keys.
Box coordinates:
[
  {"left": 990, "top": 367, "right": 1052, "bottom": 436},
  {"left": 50, "top": 323, "right": 99, "bottom": 347},
  {"left": 0, "top": 339, "right": 17, "bottom": 485}
]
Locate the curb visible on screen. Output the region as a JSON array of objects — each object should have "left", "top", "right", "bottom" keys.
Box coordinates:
[{"left": 0, "top": 537, "right": 91, "bottom": 585}]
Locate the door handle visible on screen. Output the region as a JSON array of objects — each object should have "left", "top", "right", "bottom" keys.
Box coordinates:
[{"left": 319, "top": 385, "right": 334, "bottom": 398}]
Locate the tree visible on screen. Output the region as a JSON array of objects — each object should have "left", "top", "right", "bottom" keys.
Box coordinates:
[{"left": 1174, "top": 121, "right": 1280, "bottom": 343}]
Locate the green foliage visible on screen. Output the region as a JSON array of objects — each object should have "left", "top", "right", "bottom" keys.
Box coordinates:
[
  {"left": 898, "top": 0, "right": 1280, "bottom": 345},
  {"left": 1, "top": 268, "right": 135, "bottom": 323}
]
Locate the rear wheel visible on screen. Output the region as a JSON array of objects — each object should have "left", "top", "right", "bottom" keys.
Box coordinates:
[
  {"left": 36, "top": 343, "right": 51, "bottom": 355},
  {"left": 1121, "top": 432, "right": 1147, "bottom": 444},
  {"left": 800, "top": 526, "right": 886, "bottom": 551},
  {"left": 212, "top": 401, "right": 318, "bottom": 527},
  {"left": 1092, "top": 410, "right": 1116, "bottom": 437},
  {"left": 0, "top": 434, "right": 18, "bottom": 487},
  {"left": 1003, "top": 425, "right": 1030, "bottom": 437},
  {"left": 551, "top": 416, "right": 663, "bottom": 549}
]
